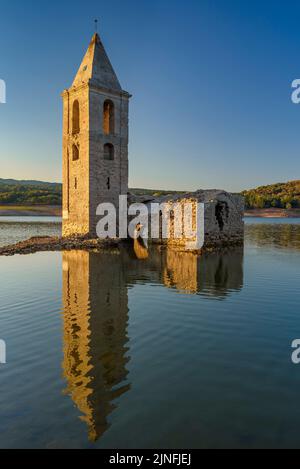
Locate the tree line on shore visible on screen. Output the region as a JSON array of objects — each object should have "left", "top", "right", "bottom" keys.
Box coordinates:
[
  {"left": 0, "top": 180, "right": 62, "bottom": 205},
  {"left": 242, "top": 180, "right": 300, "bottom": 210}
]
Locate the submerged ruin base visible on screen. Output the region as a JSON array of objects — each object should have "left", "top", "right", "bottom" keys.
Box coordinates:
[{"left": 0, "top": 233, "right": 244, "bottom": 257}]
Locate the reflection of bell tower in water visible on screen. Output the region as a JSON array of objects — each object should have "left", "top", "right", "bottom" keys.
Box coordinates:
[
  {"left": 62, "top": 251, "right": 130, "bottom": 442},
  {"left": 61, "top": 247, "right": 244, "bottom": 442}
]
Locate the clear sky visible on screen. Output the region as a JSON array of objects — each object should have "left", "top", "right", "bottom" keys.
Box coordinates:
[{"left": 0, "top": 0, "right": 300, "bottom": 192}]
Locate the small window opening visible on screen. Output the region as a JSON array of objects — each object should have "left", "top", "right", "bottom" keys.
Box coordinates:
[
  {"left": 104, "top": 143, "right": 114, "bottom": 161},
  {"left": 215, "top": 202, "right": 229, "bottom": 231},
  {"left": 103, "top": 100, "right": 115, "bottom": 135},
  {"left": 72, "top": 100, "right": 80, "bottom": 135},
  {"left": 72, "top": 144, "right": 79, "bottom": 161}
]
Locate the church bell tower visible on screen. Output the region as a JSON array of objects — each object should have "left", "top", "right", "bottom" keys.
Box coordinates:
[{"left": 62, "top": 33, "right": 131, "bottom": 237}]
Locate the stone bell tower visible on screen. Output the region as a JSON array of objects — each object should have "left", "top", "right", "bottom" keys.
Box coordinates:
[{"left": 62, "top": 33, "right": 131, "bottom": 237}]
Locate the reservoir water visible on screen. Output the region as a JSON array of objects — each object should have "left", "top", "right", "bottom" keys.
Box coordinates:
[{"left": 0, "top": 217, "right": 299, "bottom": 448}]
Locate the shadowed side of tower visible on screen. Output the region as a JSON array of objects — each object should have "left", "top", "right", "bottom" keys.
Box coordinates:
[{"left": 62, "top": 33, "right": 131, "bottom": 237}]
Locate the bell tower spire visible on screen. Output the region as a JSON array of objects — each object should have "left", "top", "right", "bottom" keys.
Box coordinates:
[{"left": 62, "top": 31, "right": 131, "bottom": 237}]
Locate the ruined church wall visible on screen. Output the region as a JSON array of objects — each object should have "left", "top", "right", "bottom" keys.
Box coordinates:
[
  {"left": 203, "top": 194, "right": 244, "bottom": 248},
  {"left": 146, "top": 192, "right": 244, "bottom": 251}
]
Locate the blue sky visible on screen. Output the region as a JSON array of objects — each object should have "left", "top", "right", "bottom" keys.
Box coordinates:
[{"left": 0, "top": 0, "right": 300, "bottom": 191}]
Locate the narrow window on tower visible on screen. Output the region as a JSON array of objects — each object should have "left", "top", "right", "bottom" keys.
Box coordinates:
[
  {"left": 72, "top": 144, "right": 79, "bottom": 161},
  {"left": 74, "top": 177, "right": 78, "bottom": 190},
  {"left": 107, "top": 177, "right": 111, "bottom": 190},
  {"left": 103, "top": 100, "right": 115, "bottom": 135},
  {"left": 72, "top": 100, "right": 80, "bottom": 135},
  {"left": 104, "top": 143, "right": 114, "bottom": 161}
]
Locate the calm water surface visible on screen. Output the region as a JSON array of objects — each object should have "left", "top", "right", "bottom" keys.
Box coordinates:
[
  {"left": 0, "top": 218, "right": 300, "bottom": 448},
  {"left": 0, "top": 217, "right": 61, "bottom": 247}
]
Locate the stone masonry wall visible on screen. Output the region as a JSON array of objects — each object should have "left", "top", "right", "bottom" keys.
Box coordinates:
[
  {"left": 133, "top": 190, "right": 244, "bottom": 252},
  {"left": 89, "top": 88, "right": 129, "bottom": 237},
  {"left": 62, "top": 85, "right": 90, "bottom": 237},
  {"left": 62, "top": 85, "right": 130, "bottom": 238}
]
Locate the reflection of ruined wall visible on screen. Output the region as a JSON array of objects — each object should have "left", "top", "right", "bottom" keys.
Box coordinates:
[
  {"left": 124, "top": 245, "right": 244, "bottom": 297},
  {"left": 156, "top": 247, "right": 244, "bottom": 297},
  {"left": 62, "top": 251, "right": 130, "bottom": 442},
  {"left": 196, "top": 249, "right": 244, "bottom": 298},
  {"left": 162, "top": 250, "right": 198, "bottom": 294}
]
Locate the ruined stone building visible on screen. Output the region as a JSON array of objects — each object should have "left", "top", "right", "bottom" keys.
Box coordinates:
[{"left": 130, "top": 189, "right": 244, "bottom": 251}]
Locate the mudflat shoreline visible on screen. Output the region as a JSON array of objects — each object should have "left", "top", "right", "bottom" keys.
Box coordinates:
[
  {"left": 0, "top": 236, "right": 122, "bottom": 256},
  {"left": 0, "top": 205, "right": 61, "bottom": 217},
  {"left": 244, "top": 208, "right": 300, "bottom": 218}
]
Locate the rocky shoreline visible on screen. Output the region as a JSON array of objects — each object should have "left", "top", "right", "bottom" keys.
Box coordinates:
[
  {"left": 244, "top": 208, "right": 300, "bottom": 218},
  {"left": 0, "top": 236, "right": 122, "bottom": 256}
]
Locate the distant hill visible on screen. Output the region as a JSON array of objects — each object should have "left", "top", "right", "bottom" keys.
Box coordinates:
[
  {"left": 1, "top": 178, "right": 299, "bottom": 209},
  {"left": 0, "top": 180, "right": 179, "bottom": 206},
  {"left": 0, "top": 179, "right": 62, "bottom": 205},
  {"left": 130, "top": 188, "right": 184, "bottom": 197},
  {"left": 242, "top": 180, "right": 300, "bottom": 209},
  {"left": 0, "top": 178, "right": 60, "bottom": 188}
]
